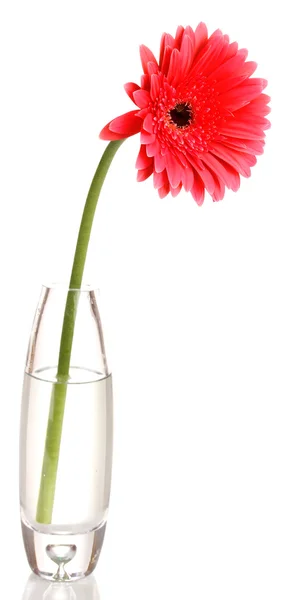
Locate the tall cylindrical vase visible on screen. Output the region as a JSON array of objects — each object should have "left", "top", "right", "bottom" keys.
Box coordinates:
[{"left": 20, "top": 284, "right": 113, "bottom": 581}]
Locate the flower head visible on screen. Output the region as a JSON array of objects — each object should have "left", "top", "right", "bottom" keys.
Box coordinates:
[{"left": 100, "top": 23, "right": 270, "bottom": 205}]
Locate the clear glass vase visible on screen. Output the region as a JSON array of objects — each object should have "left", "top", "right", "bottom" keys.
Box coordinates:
[{"left": 20, "top": 284, "right": 113, "bottom": 581}]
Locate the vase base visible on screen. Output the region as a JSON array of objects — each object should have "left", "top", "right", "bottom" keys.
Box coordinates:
[{"left": 21, "top": 518, "right": 107, "bottom": 581}]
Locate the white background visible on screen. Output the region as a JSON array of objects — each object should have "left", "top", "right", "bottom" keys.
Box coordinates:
[{"left": 0, "top": 0, "right": 306, "bottom": 598}]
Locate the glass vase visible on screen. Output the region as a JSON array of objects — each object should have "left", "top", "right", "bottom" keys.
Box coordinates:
[{"left": 20, "top": 284, "right": 113, "bottom": 581}]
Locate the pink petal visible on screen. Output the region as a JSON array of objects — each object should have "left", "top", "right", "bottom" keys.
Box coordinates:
[
  {"left": 223, "top": 138, "right": 265, "bottom": 155},
  {"left": 208, "top": 48, "right": 248, "bottom": 82},
  {"left": 143, "top": 112, "right": 154, "bottom": 133},
  {"left": 214, "top": 62, "right": 258, "bottom": 93},
  {"left": 170, "top": 183, "right": 182, "bottom": 197},
  {"left": 159, "top": 33, "right": 176, "bottom": 68},
  {"left": 202, "top": 151, "right": 230, "bottom": 182},
  {"left": 210, "top": 142, "right": 257, "bottom": 177},
  {"left": 160, "top": 45, "right": 172, "bottom": 76},
  {"left": 167, "top": 48, "right": 181, "bottom": 85},
  {"left": 140, "top": 44, "right": 158, "bottom": 75},
  {"left": 159, "top": 33, "right": 167, "bottom": 66},
  {"left": 179, "top": 34, "right": 194, "bottom": 79},
  {"left": 191, "top": 171, "right": 205, "bottom": 206},
  {"left": 219, "top": 121, "right": 267, "bottom": 140},
  {"left": 165, "top": 152, "right": 183, "bottom": 188},
  {"left": 136, "top": 108, "right": 148, "bottom": 119},
  {"left": 141, "top": 74, "right": 150, "bottom": 91},
  {"left": 212, "top": 174, "right": 226, "bottom": 201},
  {"left": 140, "top": 130, "right": 156, "bottom": 144},
  {"left": 183, "top": 26, "right": 195, "bottom": 50},
  {"left": 181, "top": 166, "right": 194, "bottom": 192},
  {"left": 158, "top": 182, "right": 170, "bottom": 198},
  {"left": 124, "top": 82, "right": 140, "bottom": 103},
  {"left": 137, "top": 164, "right": 154, "bottom": 182},
  {"left": 194, "top": 22, "right": 208, "bottom": 57},
  {"left": 107, "top": 110, "right": 143, "bottom": 136},
  {"left": 205, "top": 35, "right": 231, "bottom": 77},
  {"left": 150, "top": 73, "right": 161, "bottom": 101},
  {"left": 236, "top": 94, "right": 271, "bottom": 116},
  {"left": 224, "top": 41, "right": 239, "bottom": 62},
  {"left": 175, "top": 25, "right": 185, "bottom": 49},
  {"left": 219, "top": 79, "right": 268, "bottom": 111},
  {"left": 197, "top": 163, "right": 216, "bottom": 195},
  {"left": 99, "top": 123, "right": 128, "bottom": 141},
  {"left": 136, "top": 145, "right": 153, "bottom": 169},
  {"left": 147, "top": 61, "right": 159, "bottom": 75},
  {"left": 154, "top": 152, "right": 166, "bottom": 173},
  {"left": 146, "top": 137, "right": 161, "bottom": 157},
  {"left": 153, "top": 169, "right": 168, "bottom": 189},
  {"left": 133, "top": 89, "right": 151, "bottom": 109},
  {"left": 100, "top": 111, "right": 142, "bottom": 140},
  {"left": 191, "top": 29, "right": 223, "bottom": 75}
]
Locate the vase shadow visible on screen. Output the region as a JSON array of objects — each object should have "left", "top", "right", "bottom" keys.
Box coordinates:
[{"left": 22, "top": 573, "right": 100, "bottom": 600}]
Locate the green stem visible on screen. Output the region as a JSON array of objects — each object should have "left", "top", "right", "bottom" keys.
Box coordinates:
[{"left": 36, "top": 139, "right": 125, "bottom": 524}]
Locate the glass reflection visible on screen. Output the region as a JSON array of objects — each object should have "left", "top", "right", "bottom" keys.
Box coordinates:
[{"left": 22, "top": 573, "right": 100, "bottom": 600}]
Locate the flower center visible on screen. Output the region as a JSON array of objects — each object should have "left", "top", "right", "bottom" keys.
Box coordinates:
[{"left": 169, "top": 103, "right": 193, "bottom": 129}]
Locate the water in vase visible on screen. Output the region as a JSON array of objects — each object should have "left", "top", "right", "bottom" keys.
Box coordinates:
[{"left": 20, "top": 367, "right": 113, "bottom": 580}]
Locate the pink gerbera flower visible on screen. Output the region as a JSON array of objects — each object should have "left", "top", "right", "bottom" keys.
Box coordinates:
[{"left": 100, "top": 22, "right": 270, "bottom": 205}]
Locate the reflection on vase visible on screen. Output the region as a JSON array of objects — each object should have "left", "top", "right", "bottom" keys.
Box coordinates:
[{"left": 22, "top": 573, "right": 100, "bottom": 600}]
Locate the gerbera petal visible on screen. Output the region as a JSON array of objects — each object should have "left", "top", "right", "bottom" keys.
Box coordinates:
[
  {"left": 147, "top": 61, "right": 159, "bottom": 75},
  {"left": 99, "top": 124, "right": 128, "bottom": 141},
  {"left": 140, "top": 130, "right": 156, "bottom": 144},
  {"left": 212, "top": 174, "right": 226, "bottom": 201},
  {"left": 165, "top": 152, "right": 183, "bottom": 188},
  {"left": 210, "top": 142, "right": 257, "bottom": 177},
  {"left": 143, "top": 112, "right": 154, "bottom": 133},
  {"left": 204, "top": 35, "right": 231, "bottom": 77},
  {"left": 237, "top": 94, "right": 271, "bottom": 116},
  {"left": 183, "top": 26, "right": 195, "bottom": 50},
  {"left": 224, "top": 41, "right": 240, "bottom": 62},
  {"left": 191, "top": 30, "right": 224, "bottom": 76},
  {"left": 208, "top": 48, "right": 248, "bottom": 82},
  {"left": 214, "top": 62, "right": 258, "bottom": 93},
  {"left": 158, "top": 182, "right": 170, "bottom": 198},
  {"left": 108, "top": 111, "right": 143, "bottom": 135},
  {"left": 141, "top": 74, "right": 150, "bottom": 91},
  {"left": 194, "top": 22, "right": 208, "bottom": 56},
  {"left": 223, "top": 138, "right": 265, "bottom": 155},
  {"left": 146, "top": 137, "right": 161, "bottom": 157},
  {"left": 136, "top": 145, "right": 153, "bottom": 169},
  {"left": 202, "top": 152, "right": 240, "bottom": 191},
  {"left": 219, "top": 79, "right": 268, "bottom": 110},
  {"left": 191, "top": 171, "right": 205, "bottom": 206},
  {"left": 124, "top": 82, "right": 141, "bottom": 103},
  {"left": 133, "top": 89, "right": 151, "bottom": 109},
  {"left": 181, "top": 166, "right": 194, "bottom": 192},
  {"left": 219, "top": 121, "right": 267, "bottom": 140},
  {"left": 150, "top": 73, "right": 161, "bottom": 101},
  {"left": 137, "top": 165, "right": 154, "bottom": 182},
  {"left": 160, "top": 45, "right": 173, "bottom": 76},
  {"left": 167, "top": 48, "right": 181, "bottom": 85},
  {"left": 140, "top": 44, "right": 158, "bottom": 74},
  {"left": 100, "top": 110, "right": 142, "bottom": 140},
  {"left": 154, "top": 152, "right": 166, "bottom": 173},
  {"left": 179, "top": 34, "right": 194, "bottom": 79},
  {"left": 175, "top": 25, "right": 185, "bottom": 49},
  {"left": 196, "top": 163, "right": 216, "bottom": 195},
  {"left": 153, "top": 169, "right": 168, "bottom": 189},
  {"left": 170, "top": 183, "right": 182, "bottom": 197}
]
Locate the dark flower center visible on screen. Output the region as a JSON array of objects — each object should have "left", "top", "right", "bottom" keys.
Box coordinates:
[{"left": 169, "top": 103, "right": 193, "bottom": 128}]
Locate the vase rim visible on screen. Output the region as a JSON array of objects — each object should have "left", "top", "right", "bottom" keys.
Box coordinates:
[{"left": 42, "top": 282, "right": 100, "bottom": 293}]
